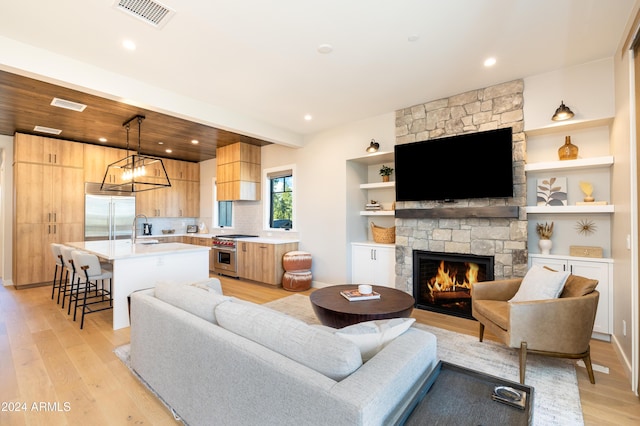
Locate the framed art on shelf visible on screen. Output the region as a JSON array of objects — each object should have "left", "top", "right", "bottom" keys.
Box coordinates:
[{"left": 536, "top": 177, "right": 567, "bottom": 206}]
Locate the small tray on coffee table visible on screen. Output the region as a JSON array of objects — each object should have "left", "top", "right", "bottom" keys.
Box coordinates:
[{"left": 396, "top": 361, "right": 533, "bottom": 426}]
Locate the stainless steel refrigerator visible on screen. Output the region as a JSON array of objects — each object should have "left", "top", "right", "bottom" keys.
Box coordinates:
[{"left": 84, "top": 183, "right": 136, "bottom": 241}]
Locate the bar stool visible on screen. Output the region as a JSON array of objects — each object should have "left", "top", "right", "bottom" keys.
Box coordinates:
[
  {"left": 49, "top": 243, "right": 65, "bottom": 303},
  {"left": 58, "top": 246, "right": 78, "bottom": 312},
  {"left": 71, "top": 250, "right": 113, "bottom": 329}
]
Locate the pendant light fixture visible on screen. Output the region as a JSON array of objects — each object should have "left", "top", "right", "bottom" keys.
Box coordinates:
[
  {"left": 366, "top": 139, "right": 380, "bottom": 153},
  {"left": 551, "top": 101, "right": 575, "bottom": 121},
  {"left": 101, "top": 115, "right": 171, "bottom": 192}
]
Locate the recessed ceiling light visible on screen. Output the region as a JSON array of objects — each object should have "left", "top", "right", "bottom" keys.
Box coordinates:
[
  {"left": 317, "top": 44, "right": 333, "bottom": 54},
  {"left": 191, "top": 139, "right": 199, "bottom": 144},
  {"left": 165, "top": 149, "right": 172, "bottom": 153},
  {"left": 158, "top": 141, "right": 164, "bottom": 145},
  {"left": 99, "top": 137, "right": 107, "bottom": 143},
  {"left": 304, "top": 114, "right": 312, "bottom": 121},
  {"left": 123, "top": 39, "right": 136, "bottom": 50},
  {"left": 484, "top": 57, "right": 496, "bottom": 67}
]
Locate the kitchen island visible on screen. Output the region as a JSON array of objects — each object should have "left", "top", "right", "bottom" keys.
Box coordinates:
[{"left": 65, "top": 239, "right": 210, "bottom": 330}]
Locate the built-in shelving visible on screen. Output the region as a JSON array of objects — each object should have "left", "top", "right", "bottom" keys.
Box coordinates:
[
  {"left": 524, "top": 155, "right": 614, "bottom": 173},
  {"left": 359, "top": 181, "right": 395, "bottom": 190},
  {"left": 525, "top": 205, "right": 614, "bottom": 214},
  {"left": 360, "top": 210, "right": 395, "bottom": 216}
]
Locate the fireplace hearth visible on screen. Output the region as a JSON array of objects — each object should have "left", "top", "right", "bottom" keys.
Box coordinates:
[{"left": 413, "top": 251, "right": 494, "bottom": 319}]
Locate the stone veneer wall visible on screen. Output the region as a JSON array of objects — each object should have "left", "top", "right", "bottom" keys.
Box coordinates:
[{"left": 394, "top": 79, "right": 528, "bottom": 293}]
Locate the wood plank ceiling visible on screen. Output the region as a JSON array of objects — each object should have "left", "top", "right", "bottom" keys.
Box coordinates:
[{"left": 0, "top": 70, "right": 270, "bottom": 163}]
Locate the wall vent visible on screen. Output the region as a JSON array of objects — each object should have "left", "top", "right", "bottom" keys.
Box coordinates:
[
  {"left": 34, "top": 126, "right": 62, "bottom": 135},
  {"left": 51, "top": 97, "right": 87, "bottom": 112},
  {"left": 114, "top": 0, "right": 175, "bottom": 28}
]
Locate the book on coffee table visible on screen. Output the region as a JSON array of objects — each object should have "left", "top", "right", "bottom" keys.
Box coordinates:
[{"left": 340, "top": 289, "right": 381, "bottom": 301}]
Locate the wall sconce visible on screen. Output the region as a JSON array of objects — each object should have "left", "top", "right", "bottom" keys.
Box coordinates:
[
  {"left": 551, "top": 101, "right": 575, "bottom": 121},
  {"left": 366, "top": 139, "right": 380, "bottom": 153}
]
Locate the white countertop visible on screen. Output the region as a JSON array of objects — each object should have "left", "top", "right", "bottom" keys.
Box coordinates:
[
  {"left": 65, "top": 239, "right": 210, "bottom": 260},
  {"left": 137, "top": 234, "right": 299, "bottom": 244}
]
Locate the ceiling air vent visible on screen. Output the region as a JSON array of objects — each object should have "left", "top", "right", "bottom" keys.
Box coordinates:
[
  {"left": 51, "top": 97, "right": 87, "bottom": 112},
  {"left": 114, "top": 0, "right": 175, "bottom": 28},
  {"left": 34, "top": 126, "right": 62, "bottom": 135}
]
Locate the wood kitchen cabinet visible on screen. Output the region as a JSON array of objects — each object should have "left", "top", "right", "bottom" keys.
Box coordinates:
[
  {"left": 216, "top": 142, "right": 261, "bottom": 201},
  {"left": 84, "top": 144, "right": 130, "bottom": 184},
  {"left": 15, "top": 133, "right": 84, "bottom": 167},
  {"left": 237, "top": 241, "right": 298, "bottom": 286},
  {"left": 13, "top": 133, "right": 84, "bottom": 288},
  {"left": 136, "top": 159, "right": 199, "bottom": 217}
]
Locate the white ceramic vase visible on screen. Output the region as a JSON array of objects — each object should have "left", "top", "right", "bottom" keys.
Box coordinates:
[{"left": 539, "top": 239, "right": 552, "bottom": 255}]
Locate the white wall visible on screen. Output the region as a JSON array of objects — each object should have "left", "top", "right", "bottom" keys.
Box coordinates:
[{"left": 611, "top": 36, "right": 637, "bottom": 388}]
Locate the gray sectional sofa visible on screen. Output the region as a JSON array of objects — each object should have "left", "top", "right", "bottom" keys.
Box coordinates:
[{"left": 129, "top": 281, "right": 438, "bottom": 426}]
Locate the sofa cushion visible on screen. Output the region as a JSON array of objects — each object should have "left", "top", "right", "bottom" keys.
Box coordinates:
[
  {"left": 474, "top": 300, "right": 509, "bottom": 331},
  {"left": 335, "top": 318, "right": 415, "bottom": 361},
  {"left": 560, "top": 274, "right": 599, "bottom": 298},
  {"left": 189, "top": 277, "right": 223, "bottom": 294},
  {"left": 215, "top": 301, "right": 362, "bottom": 381},
  {"left": 509, "top": 265, "right": 569, "bottom": 302},
  {"left": 154, "top": 281, "right": 230, "bottom": 324}
]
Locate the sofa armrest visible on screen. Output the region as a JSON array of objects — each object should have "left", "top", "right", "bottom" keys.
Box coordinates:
[
  {"left": 330, "top": 328, "right": 438, "bottom": 425},
  {"left": 508, "top": 291, "right": 599, "bottom": 353},
  {"left": 472, "top": 278, "right": 522, "bottom": 301}
]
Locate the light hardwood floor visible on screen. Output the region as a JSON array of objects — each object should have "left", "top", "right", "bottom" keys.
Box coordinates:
[{"left": 1, "top": 278, "right": 638, "bottom": 425}]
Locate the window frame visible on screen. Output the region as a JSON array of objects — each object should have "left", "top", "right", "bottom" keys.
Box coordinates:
[
  {"left": 212, "top": 177, "right": 234, "bottom": 230},
  {"left": 263, "top": 164, "right": 296, "bottom": 232}
]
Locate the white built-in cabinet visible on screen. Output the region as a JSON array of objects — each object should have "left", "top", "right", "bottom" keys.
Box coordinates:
[
  {"left": 351, "top": 242, "right": 395, "bottom": 287},
  {"left": 528, "top": 254, "right": 612, "bottom": 340},
  {"left": 525, "top": 118, "right": 614, "bottom": 339},
  {"left": 346, "top": 151, "right": 396, "bottom": 284}
]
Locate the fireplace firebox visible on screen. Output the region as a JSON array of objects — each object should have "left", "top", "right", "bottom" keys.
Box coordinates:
[{"left": 413, "top": 250, "right": 494, "bottom": 319}]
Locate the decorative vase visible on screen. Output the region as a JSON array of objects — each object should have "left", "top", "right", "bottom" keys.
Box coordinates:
[
  {"left": 382, "top": 175, "right": 390, "bottom": 182},
  {"left": 539, "top": 239, "right": 553, "bottom": 255},
  {"left": 558, "top": 136, "right": 578, "bottom": 160}
]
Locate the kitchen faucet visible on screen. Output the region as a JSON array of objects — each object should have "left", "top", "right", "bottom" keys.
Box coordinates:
[{"left": 132, "top": 214, "right": 148, "bottom": 244}]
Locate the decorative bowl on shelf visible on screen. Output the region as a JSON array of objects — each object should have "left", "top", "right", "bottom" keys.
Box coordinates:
[{"left": 162, "top": 229, "right": 175, "bottom": 234}]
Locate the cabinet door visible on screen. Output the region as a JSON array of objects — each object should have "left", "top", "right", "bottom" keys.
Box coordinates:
[
  {"left": 352, "top": 245, "right": 376, "bottom": 285},
  {"left": 568, "top": 260, "right": 610, "bottom": 335},
  {"left": 529, "top": 257, "right": 568, "bottom": 272},
  {"left": 372, "top": 246, "right": 395, "bottom": 287},
  {"left": 14, "top": 224, "right": 48, "bottom": 286},
  {"left": 15, "top": 163, "right": 49, "bottom": 224},
  {"left": 352, "top": 244, "right": 395, "bottom": 287},
  {"left": 54, "top": 166, "right": 85, "bottom": 224}
]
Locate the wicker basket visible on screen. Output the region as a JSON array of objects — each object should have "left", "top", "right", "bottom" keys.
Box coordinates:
[{"left": 370, "top": 222, "right": 395, "bottom": 244}]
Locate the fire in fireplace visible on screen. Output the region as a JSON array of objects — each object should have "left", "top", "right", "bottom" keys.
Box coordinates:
[{"left": 413, "top": 251, "right": 494, "bottom": 319}]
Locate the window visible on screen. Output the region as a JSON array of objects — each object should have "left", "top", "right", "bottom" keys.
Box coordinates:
[
  {"left": 264, "top": 165, "right": 295, "bottom": 230},
  {"left": 218, "top": 200, "right": 233, "bottom": 227},
  {"left": 213, "top": 178, "right": 233, "bottom": 228}
]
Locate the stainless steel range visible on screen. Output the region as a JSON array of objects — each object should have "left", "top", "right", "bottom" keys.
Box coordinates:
[{"left": 212, "top": 234, "right": 259, "bottom": 278}]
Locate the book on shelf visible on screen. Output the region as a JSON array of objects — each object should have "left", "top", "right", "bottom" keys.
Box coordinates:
[{"left": 340, "top": 289, "right": 381, "bottom": 301}]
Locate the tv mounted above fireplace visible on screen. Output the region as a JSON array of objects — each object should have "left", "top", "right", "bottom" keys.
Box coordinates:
[{"left": 394, "top": 127, "right": 514, "bottom": 202}]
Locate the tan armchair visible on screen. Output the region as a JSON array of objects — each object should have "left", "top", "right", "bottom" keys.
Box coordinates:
[{"left": 471, "top": 274, "right": 599, "bottom": 384}]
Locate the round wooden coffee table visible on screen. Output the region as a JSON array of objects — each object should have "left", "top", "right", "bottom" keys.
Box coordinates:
[{"left": 309, "top": 285, "right": 415, "bottom": 328}]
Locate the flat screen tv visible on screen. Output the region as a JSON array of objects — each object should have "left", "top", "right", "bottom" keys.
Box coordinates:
[{"left": 394, "top": 127, "right": 513, "bottom": 202}]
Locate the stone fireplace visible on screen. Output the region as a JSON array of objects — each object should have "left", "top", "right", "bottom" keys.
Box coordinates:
[
  {"left": 394, "top": 80, "right": 528, "bottom": 305},
  {"left": 413, "top": 250, "right": 494, "bottom": 319}
]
